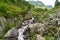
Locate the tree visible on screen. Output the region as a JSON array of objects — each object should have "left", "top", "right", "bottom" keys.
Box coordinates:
[{"left": 55, "top": 0, "right": 60, "bottom": 6}]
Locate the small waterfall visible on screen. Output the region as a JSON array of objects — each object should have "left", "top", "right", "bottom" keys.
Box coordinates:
[{"left": 18, "top": 17, "right": 34, "bottom": 40}]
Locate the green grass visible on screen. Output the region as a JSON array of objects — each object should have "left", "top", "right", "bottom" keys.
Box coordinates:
[
  {"left": 0, "top": 38, "right": 5, "bottom": 40},
  {"left": 44, "top": 35, "right": 56, "bottom": 40},
  {"left": 33, "top": 32, "right": 37, "bottom": 40}
]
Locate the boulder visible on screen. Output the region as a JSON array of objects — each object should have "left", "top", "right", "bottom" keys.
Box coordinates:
[
  {"left": 49, "top": 13, "right": 60, "bottom": 26},
  {"left": 36, "top": 35, "right": 45, "bottom": 40},
  {"left": 0, "top": 17, "right": 7, "bottom": 37},
  {"left": 0, "top": 26, "right": 3, "bottom": 37},
  {"left": 49, "top": 14, "right": 55, "bottom": 20},
  {"left": 52, "top": 18, "right": 60, "bottom": 26},
  {"left": 56, "top": 28, "right": 60, "bottom": 40},
  {"left": 57, "top": 13, "right": 60, "bottom": 18},
  {"left": 4, "top": 27, "right": 18, "bottom": 40},
  {"left": 55, "top": 18, "right": 60, "bottom": 26},
  {"left": 28, "top": 23, "right": 46, "bottom": 35},
  {"left": 0, "top": 17, "right": 7, "bottom": 29}
]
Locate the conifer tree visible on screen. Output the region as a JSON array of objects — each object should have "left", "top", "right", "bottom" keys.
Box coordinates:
[{"left": 55, "top": 0, "right": 60, "bottom": 6}]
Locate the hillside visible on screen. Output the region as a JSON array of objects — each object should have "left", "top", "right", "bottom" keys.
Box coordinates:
[
  {"left": 0, "top": 0, "right": 30, "bottom": 18},
  {"left": 28, "top": 1, "right": 45, "bottom": 7},
  {"left": 0, "top": 0, "right": 60, "bottom": 40}
]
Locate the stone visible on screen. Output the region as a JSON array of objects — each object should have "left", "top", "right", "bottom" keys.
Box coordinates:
[
  {"left": 0, "top": 17, "right": 7, "bottom": 37},
  {"left": 57, "top": 38, "right": 60, "bottom": 40},
  {"left": 0, "top": 26, "right": 3, "bottom": 37},
  {"left": 53, "top": 18, "right": 60, "bottom": 26},
  {"left": 5, "top": 38, "right": 17, "bottom": 40},
  {"left": 49, "top": 13, "right": 60, "bottom": 26},
  {"left": 36, "top": 35, "right": 45, "bottom": 40},
  {"left": 4, "top": 27, "right": 18, "bottom": 40},
  {"left": 57, "top": 13, "right": 60, "bottom": 18},
  {"left": 28, "top": 23, "right": 46, "bottom": 35},
  {"left": 0, "top": 17, "right": 7, "bottom": 29},
  {"left": 49, "top": 14, "right": 55, "bottom": 20},
  {"left": 55, "top": 28, "right": 60, "bottom": 40},
  {"left": 24, "top": 10, "right": 32, "bottom": 20}
]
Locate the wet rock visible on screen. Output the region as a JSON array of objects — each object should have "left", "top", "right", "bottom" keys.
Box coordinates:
[
  {"left": 36, "top": 35, "right": 45, "bottom": 40},
  {"left": 4, "top": 27, "right": 18, "bottom": 40},
  {"left": 22, "top": 21, "right": 28, "bottom": 26}
]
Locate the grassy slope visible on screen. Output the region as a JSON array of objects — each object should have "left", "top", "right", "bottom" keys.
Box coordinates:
[
  {"left": 32, "top": 6, "right": 60, "bottom": 22},
  {"left": 0, "top": 0, "right": 29, "bottom": 18}
]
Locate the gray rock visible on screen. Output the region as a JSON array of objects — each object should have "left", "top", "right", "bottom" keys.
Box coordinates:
[
  {"left": 57, "top": 38, "right": 60, "bottom": 40},
  {"left": 49, "top": 14, "right": 55, "bottom": 20},
  {"left": 0, "top": 26, "right": 3, "bottom": 37},
  {"left": 4, "top": 27, "right": 18, "bottom": 40},
  {"left": 5, "top": 38, "right": 17, "bottom": 40},
  {"left": 56, "top": 28, "right": 60, "bottom": 40},
  {"left": 0, "top": 17, "right": 7, "bottom": 29},
  {"left": 55, "top": 18, "right": 60, "bottom": 26},
  {"left": 28, "top": 23, "right": 46, "bottom": 35},
  {"left": 0, "top": 17, "right": 7, "bottom": 37},
  {"left": 49, "top": 13, "right": 60, "bottom": 26},
  {"left": 55, "top": 11, "right": 60, "bottom": 18}
]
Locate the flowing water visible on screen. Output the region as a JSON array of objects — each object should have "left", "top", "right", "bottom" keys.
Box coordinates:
[{"left": 18, "top": 17, "right": 34, "bottom": 40}]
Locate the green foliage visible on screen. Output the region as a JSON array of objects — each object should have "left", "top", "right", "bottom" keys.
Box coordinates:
[
  {"left": 32, "top": 9, "right": 49, "bottom": 22},
  {"left": 0, "top": 0, "right": 30, "bottom": 18},
  {"left": 44, "top": 35, "right": 56, "bottom": 40},
  {"left": 48, "top": 6, "right": 60, "bottom": 13},
  {"left": 33, "top": 32, "right": 37, "bottom": 40},
  {"left": 7, "top": 23, "right": 14, "bottom": 29},
  {"left": 0, "top": 39, "right": 5, "bottom": 40},
  {"left": 55, "top": 0, "right": 60, "bottom": 6},
  {"left": 2, "top": 22, "right": 14, "bottom": 38}
]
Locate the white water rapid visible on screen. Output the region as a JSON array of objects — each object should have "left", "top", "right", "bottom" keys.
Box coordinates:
[{"left": 18, "top": 17, "right": 34, "bottom": 40}]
